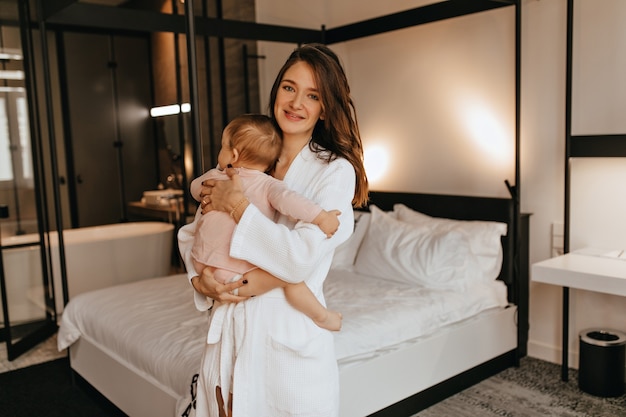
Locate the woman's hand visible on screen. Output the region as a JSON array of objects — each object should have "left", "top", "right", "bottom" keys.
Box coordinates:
[
  {"left": 199, "top": 166, "right": 246, "bottom": 216},
  {"left": 191, "top": 266, "right": 249, "bottom": 303}
]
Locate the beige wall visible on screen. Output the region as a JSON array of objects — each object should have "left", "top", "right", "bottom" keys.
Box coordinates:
[{"left": 256, "top": 0, "right": 626, "bottom": 368}]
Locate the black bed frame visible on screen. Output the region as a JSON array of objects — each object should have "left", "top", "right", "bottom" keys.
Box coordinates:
[
  {"left": 36, "top": 2, "right": 525, "bottom": 415},
  {"left": 365, "top": 191, "right": 529, "bottom": 416}
]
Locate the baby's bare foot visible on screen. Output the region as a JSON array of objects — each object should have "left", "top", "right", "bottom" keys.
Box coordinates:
[{"left": 314, "top": 310, "right": 342, "bottom": 331}]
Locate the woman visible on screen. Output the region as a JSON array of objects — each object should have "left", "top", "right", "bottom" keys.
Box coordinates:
[{"left": 178, "top": 43, "right": 368, "bottom": 417}]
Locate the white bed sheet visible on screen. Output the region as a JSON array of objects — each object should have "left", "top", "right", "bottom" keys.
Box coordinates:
[
  {"left": 58, "top": 270, "right": 508, "bottom": 410},
  {"left": 324, "top": 267, "right": 508, "bottom": 363},
  {"left": 58, "top": 275, "right": 208, "bottom": 403}
]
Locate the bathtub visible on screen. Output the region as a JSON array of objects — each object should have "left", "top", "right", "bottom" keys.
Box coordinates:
[{"left": 1, "top": 221, "right": 175, "bottom": 319}]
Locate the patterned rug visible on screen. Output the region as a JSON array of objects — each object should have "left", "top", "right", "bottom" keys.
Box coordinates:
[
  {"left": 415, "top": 357, "right": 626, "bottom": 417},
  {"left": 0, "top": 333, "right": 66, "bottom": 374}
]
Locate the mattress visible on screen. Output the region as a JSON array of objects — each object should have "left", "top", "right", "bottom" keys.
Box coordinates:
[{"left": 58, "top": 270, "right": 508, "bottom": 409}]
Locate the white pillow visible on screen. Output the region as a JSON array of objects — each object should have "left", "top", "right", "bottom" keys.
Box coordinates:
[
  {"left": 393, "top": 203, "right": 507, "bottom": 281},
  {"left": 331, "top": 211, "right": 371, "bottom": 269},
  {"left": 353, "top": 206, "right": 476, "bottom": 289}
]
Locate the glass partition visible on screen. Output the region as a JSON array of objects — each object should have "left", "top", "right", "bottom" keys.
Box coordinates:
[{"left": 0, "top": 0, "right": 57, "bottom": 361}]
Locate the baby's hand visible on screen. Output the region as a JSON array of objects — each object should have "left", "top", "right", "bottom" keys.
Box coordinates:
[{"left": 314, "top": 209, "right": 341, "bottom": 238}]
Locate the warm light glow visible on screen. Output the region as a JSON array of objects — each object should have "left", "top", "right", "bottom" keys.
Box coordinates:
[
  {"left": 462, "top": 103, "right": 512, "bottom": 163},
  {"left": 364, "top": 145, "right": 390, "bottom": 183},
  {"left": 150, "top": 103, "right": 191, "bottom": 117}
]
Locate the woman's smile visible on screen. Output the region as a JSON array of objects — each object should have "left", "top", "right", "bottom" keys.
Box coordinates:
[
  {"left": 274, "top": 61, "right": 323, "bottom": 141},
  {"left": 283, "top": 109, "right": 304, "bottom": 121}
]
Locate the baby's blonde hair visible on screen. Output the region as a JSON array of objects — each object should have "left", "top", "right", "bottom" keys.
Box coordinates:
[{"left": 225, "top": 114, "right": 281, "bottom": 172}]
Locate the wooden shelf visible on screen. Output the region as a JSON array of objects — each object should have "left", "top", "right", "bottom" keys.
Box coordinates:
[{"left": 128, "top": 201, "right": 192, "bottom": 224}]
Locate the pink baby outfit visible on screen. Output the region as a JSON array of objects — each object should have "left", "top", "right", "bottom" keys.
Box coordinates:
[{"left": 190, "top": 167, "right": 323, "bottom": 284}]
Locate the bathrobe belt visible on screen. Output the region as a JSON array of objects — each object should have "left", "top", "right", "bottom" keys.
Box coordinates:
[{"left": 206, "top": 301, "right": 245, "bottom": 409}]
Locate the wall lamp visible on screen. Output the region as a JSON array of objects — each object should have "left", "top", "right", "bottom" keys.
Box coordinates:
[
  {"left": 364, "top": 144, "right": 390, "bottom": 183},
  {"left": 150, "top": 103, "right": 191, "bottom": 117}
]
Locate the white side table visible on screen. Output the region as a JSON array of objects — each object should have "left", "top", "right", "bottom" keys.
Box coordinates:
[{"left": 532, "top": 249, "right": 626, "bottom": 381}]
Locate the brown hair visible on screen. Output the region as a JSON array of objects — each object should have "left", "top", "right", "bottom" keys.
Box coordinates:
[
  {"left": 268, "top": 43, "right": 369, "bottom": 207},
  {"left": 225, "top": 114, "right": 281, "bottom": 173}
]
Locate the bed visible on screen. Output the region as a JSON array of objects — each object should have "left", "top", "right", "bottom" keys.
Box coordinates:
[{"left": 58, "top": 191, "right": 529, "bottom": 417}]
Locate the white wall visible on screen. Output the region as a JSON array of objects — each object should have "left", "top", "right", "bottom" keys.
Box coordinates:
[
  {"left": 572, "top": 0, "right": 626, "bottom": 135},
  {"left": 564, "top": 0, "right": 626, "bottom": 366},
  {"left": 256, "top": 0, "right": 626, "bottom": 368},
  {"left": 569, "top": 0, "right": 626, "bottom": 252},
  {"left": 525, "top": 0, "right": 626, "bottom": 366},
  {"left": 520, "top": 0, "right": 568, "bottom": 364},
  {"left": 338, "top": 8, "right": 515, "bottom": 197}
]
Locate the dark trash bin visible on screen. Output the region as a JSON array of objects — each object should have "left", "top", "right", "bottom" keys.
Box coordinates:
[{"left": 578, "top": 328, "right": 626, "bottom": 397}]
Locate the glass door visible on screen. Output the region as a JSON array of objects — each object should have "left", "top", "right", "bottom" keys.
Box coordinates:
[{"left": 0, "top": 1, "right": 58, "bottom": 361}]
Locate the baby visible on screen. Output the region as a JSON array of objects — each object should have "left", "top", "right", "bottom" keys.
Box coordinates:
[{"left": 184, "top": 113, "right": 342, "bottom": 331}]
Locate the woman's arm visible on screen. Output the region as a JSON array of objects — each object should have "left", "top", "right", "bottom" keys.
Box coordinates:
[{"left": 207, "top": 159, "right": 356, "bottom": 284}]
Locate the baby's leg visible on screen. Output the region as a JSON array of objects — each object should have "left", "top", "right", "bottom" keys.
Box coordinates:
[
  {"left": 284, "top": 283, "right": 342, "bottom": 331},
  {"left": 238, "top": 269, "right": 342, "bottom": 331},
  {"left": 237, "top": 268, "right": 287, "bottom": 297}
]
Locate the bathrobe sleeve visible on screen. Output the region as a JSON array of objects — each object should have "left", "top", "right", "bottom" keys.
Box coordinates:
[
  {"left": 179, "top": 168, "right": 225, "bottom": 283},
  {"left": 178, "top": 167, "right": 224, "bottom": 311},
  {"left": 264, "top": 177, "right": 324, "bottom": 223},
  {"left": 230, "top": 154, "right": 355, "bottom": 284},
  {"left": 177, "top": 209, "right": 214, "bottom": 311}
]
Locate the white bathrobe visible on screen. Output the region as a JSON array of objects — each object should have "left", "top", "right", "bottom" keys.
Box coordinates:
[{"left": 178, "top": 146, "right": 355, "bottom": 417}]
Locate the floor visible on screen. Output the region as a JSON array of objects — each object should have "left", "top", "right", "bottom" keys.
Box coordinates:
[
  {"left": 0, "top": 333, "right": 66, "bottom": 373},
  {"left": 3, "top": 333, "right": 625, "bottom": 417}
]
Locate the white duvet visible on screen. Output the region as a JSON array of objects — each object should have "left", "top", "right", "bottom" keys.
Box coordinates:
[
  {"left": 58, "top": 270, "right": 508, "bottom": 407},
  {"left": 58, "top": 274, "right": 208, "bottom": 401},
  {"left": 325, "top": 268, "right": 508, "bottom": 362}
]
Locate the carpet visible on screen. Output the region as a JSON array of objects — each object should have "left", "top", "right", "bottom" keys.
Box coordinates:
[
  {"left": 0, "top": 333, "right": 66, "bottom": 374},
  {"left": 415, "top": 357, "right": 626, "bottom": 417}
]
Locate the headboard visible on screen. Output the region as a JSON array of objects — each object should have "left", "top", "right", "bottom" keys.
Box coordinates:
[{"left": 363, "top": 191, "right": 516, "bottom": 298}]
